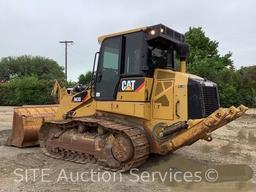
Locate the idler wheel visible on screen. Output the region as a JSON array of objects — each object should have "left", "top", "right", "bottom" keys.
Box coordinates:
[{"left": 111, "top": 134, "right": 134, "bottom": 162}]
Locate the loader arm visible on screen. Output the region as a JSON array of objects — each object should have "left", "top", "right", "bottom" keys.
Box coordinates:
[{"left": 161, "top": 105, "right": 248, "bottom": 152}]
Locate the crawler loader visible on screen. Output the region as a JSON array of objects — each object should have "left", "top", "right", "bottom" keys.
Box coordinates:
[{"left": 7, "top": 24, "right": 247, "bottom": 171}]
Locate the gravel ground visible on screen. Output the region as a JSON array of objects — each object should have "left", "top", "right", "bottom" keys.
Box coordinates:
[{"left": 0, "top": 107, "right": 255, "bottom": 192}]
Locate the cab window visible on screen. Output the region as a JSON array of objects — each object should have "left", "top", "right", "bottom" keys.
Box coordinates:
[{"left": 124, "top": 32, "right": 144, "bottom": 74}]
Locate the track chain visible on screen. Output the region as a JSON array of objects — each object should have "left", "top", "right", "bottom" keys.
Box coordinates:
[{"left": 40, "top": 117, "right": 150, "bottom": 172}]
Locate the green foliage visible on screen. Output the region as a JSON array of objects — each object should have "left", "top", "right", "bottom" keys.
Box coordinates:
[
  {"left": 185, "top": 27, "right": 256, "bottom": 107},
  {"left": 236, "top": 66, "right": 256, "bottom": 107},
  {"left": 185, "top": 27, "right": 234, "bottom": 76},
  {"left": 63, "top": 80, "right": 77, "bottom": 88},
  {"left": 0, "top": 55, "right": 65, "bottom": 81},
  {"left": 78, "top": 71, "right": 92, "bottom": 85},
  {"left": 0, "top": 55, "right": 66, "bottom": 106},
  {"left": 0, "top": 76, "right": 55, "bottom": 106}
]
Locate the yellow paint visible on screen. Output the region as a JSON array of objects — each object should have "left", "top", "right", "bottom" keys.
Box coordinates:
[
  {"left": 98, "top": 27, "right": 146, "bottom": 44},
  {"left": 96, "top": 101, "right": 150, "bottom": 120}
]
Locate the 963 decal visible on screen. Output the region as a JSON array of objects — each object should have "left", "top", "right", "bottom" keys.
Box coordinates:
[{"left": 72, "top": 91, "right": 88, "bottom": 102}]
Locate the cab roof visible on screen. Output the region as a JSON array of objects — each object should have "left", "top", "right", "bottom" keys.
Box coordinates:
[
  {"left": 97, "top": 27, "right": 146, "bottom": 44},
  {"left": 97, "top": 24, "right": 185, "bottom": 44}
]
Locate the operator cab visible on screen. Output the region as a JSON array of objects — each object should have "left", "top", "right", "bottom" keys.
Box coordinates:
[{"left": 94, "top": 24, "right": 189, "bottom": 100}]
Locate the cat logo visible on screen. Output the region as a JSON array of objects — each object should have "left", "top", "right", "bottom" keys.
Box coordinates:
[{"left": 121, "top": 80, "right": 136, "bottom": 91}]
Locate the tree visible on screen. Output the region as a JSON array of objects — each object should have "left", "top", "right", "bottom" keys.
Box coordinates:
[
  {"left": 0, "top": 76, "right": 55, "bottom": 105},
  {"left": 185, "top": 27, "right": 238, "bottom": 107},
  {"left": 185, "top": 27, "right": 234, "bottom": 78},
  {"left": 236, "top": 66, "right": 256, "bottom": 107},
  {"left": 0, "top": 55, "right": 65, "bottom": 81},
  {"left": 78, "top": 71, "right": 92, "bottom": 85}
]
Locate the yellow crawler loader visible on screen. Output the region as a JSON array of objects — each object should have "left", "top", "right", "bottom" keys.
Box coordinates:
[{"left": 7, "top": 24, "right": 247, "bottom": 171}]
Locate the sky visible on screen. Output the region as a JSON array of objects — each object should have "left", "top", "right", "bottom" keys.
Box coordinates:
[{"left": 0, "top": 0, "right": 255, "bottom": 81}]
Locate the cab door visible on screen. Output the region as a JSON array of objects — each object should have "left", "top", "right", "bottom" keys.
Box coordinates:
[{"left": 95, "top": 36, "right": 122, "bottom": 100}]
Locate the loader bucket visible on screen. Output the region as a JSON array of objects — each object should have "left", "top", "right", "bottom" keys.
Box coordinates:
[{"left": 6, "top": 105, "right": 58, "bottom": 147}]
